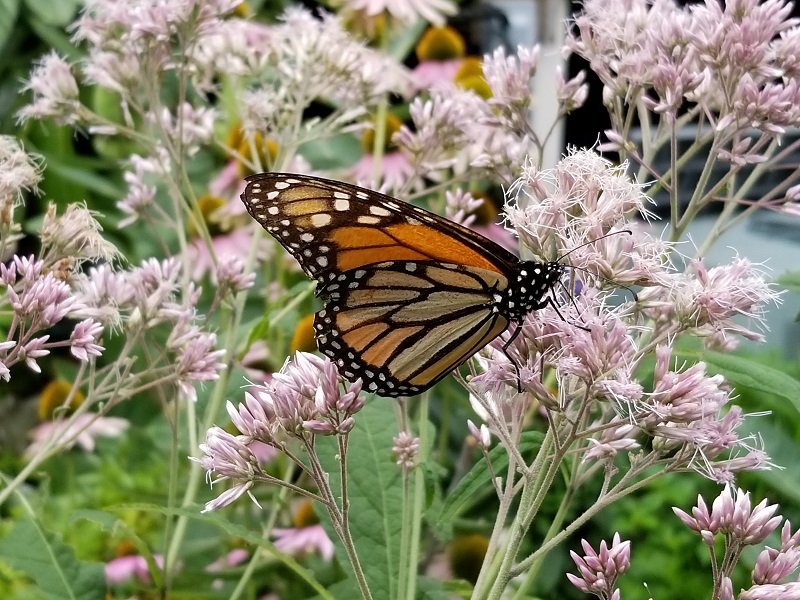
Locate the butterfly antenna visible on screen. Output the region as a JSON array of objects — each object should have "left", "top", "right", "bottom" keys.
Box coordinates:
[
  {"left": 568, "top": 264, "right": 639, "bottom": 302},
  {"left": 556, "top": 230, "right": 633, "bottom": 261},
  {"left": 555, "top": 280, "right": 591, "bottom": 332},
  {"left": 553, "top": 230, "right": 638, "bottom": 302}
]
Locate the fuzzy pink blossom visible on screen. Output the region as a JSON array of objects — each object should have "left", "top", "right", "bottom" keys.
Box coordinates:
[
  {"left": 273, "top": 524, "right": 334, "bottom": 561},
  {"left": 482, "top": 46, "right": 539, "bottom": 134},
  {"left": 17, "top": 52, "right": 80, "bottom": 125},
  {"left": 392, "top": 431, "right": 420, "bottom": 468},
  {"left": 26, "top": 413, "right": 129, "bottom": 457},
  {"left": 69, "top": 319, "right": 104, "bottom": 361}
]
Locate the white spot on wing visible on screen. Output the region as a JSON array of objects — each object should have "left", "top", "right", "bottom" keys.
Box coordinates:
[
  {"left": 311, "top": 214, "right": 332, "bottom": 227},
  {"left": 267, "top": 206, "right": 279, "bottom": 215},
  {"left": 370, "top": 206, "right": 391, "bottom": 217},
  {"left": 274, "top": 181, "right": 290, "bottom": 189},
  {"left": 335, "top": 199, "right": 350, "bottom": 211}
]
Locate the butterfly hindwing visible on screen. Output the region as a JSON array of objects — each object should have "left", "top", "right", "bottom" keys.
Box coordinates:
[{"left": 313, "top": 260, "right": 511, "bottom": 396}]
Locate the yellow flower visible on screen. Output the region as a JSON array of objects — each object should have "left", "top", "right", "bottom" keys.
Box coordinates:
[
  {"left": 290, "top": 314, "right": 317, "bottom": 354},
  {"left": 361, "top": 113, "right": 404, "bottom": 154},
  {"left": 236, "top": 133, "right": 280, "bottom": 177},
  {"left": 449, "top": 533, "right": 489, "bottom": 584},
  {"left": 455, "top": 57, "right": 492, "bottom": 99},
  {"left": 293, "top": 499, "right": 320, "bottom": 528},
  {"left": 38, "top": 379, "right": 84, "bottom": 421},
  {"left": 416, "top": 26, "right": 466, "bottom": 62},
  {"left": 187, "top": 194, "right": 227, "bottom": 238}
]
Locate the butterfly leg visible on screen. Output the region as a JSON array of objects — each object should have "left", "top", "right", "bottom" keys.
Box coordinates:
[
  {"left": 501, "top": 323, "right": 524, "bottom": 392},
  {"left": 547, "top": 293, "right": 590, "bottom": 332}
]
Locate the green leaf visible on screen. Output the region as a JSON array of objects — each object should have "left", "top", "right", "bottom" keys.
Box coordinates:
[
  {"left": 120, "top": 504, "right": 336, "bottom": 600},
  {"left": 43, "top": 158, "right": 124, "bottom": 200},
  {"left": 70, "top": 510, "right": 163, "bottom": 588},
  {"left": 776, "top": 270, "right": 800, "bottom": 294},
  {"left": 434, "top": 431, "right": 544, "bottom": 539},
  {"left": 697, "top": 351, "right": 800, "bottom": 414},
  {"left": 0, "top": 0, "right": 20, "bottom": 53},
  {"left": 315, "top": 400, "right": 404, "bottom": 600},
  {"left": 244, "top": 313, "right": 271, "bottom": 349},
  {"left": 749, "top": 420, "right": 800, "bottom": 499},
  {"left": 24, "top": 0, "right": 81, "bottom": 26},
  {"left": 299, "top": 134, "right": 361, "bottom": 171},
  {"left": 27, "top": 18, "right": 81, "bottom": 57},
  {"left": 0, "top": 517, "right": 106, "bottom": 600},
  {"left": 417, "top": 576, "right": 453, "bottom": 599},
  {"left": 317, "top": 579, "right": 359, "bottom": 600}
]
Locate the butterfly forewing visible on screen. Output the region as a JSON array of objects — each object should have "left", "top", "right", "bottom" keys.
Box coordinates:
[{"left": 241, "top": 173, "right": 519, "bottom": 282}]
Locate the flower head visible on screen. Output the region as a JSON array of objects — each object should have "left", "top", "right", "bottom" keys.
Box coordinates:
[
  {"left": 273, "top": 524, "right": 334, "bottom": 561},
  {"left": 342, "top": 0, "right": 455, "bottom": 26},
  {"left": 26, "top": 413, "right": 129, "bottom": 458},
  {"left": 674, "top": 484, "right": 782, "bottom": 546},
  {"left": 482, "top": 46, "right": 539, "bottom": 135},
  {"left": 40, "top": 203, "right": 120, "bottom": 265},
  {"left": 69, "top": 319, "right": 105, "bottom": 361},
  {"left": 392, "top": 431, "right": 420, "bottom": 468},
  {"left": 0, "top": 136, "right": 43, "bottom": 204},
  {"left": 567, "top": 533, "right": 630, "bottom": 598},
  {"left": 17, "top": 52, "right": 80, "bottom": 125}
]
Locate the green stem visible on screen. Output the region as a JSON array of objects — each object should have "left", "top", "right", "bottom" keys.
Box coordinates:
[
  {"left": 405, "top": 393, "right": 428, "bottom": 600},
  {"left": 672, "top": 136, "right": 722, "bottom": 241},
  {"left": 511, "top": 459, "right": 580, "bottom": 599},
  {"left": 483, "top": 441, "right": 564, "bottom": 600},
  {"left": 509, "top": 467, "right": 671, "bottom": 578},
  {"left": 397, "top": 464, "right": 411, "bottom": 600},
  {"left": 471, "top": 428, "right": 555, "bottom": 599},
  {"left": 226, "top": 463, "right": 332, "bottom": 600},
  {"left": 372, "top": 97, "right": 388, "bottom": 185}
]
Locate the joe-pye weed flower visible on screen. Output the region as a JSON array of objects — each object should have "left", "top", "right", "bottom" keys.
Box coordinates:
[{"left": 5, "top": 0, "right": 798, "bottom": 599}]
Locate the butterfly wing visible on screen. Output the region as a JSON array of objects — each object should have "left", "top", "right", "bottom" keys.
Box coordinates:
[
  {"left": 314, "top": 260, "right": 510, "bottom": 396},
  {"left": 241, "top": 172, "right": 519, "bottom": 396},
  {"left": 241, "top": 172, "right": 519, "bottom": 283}
]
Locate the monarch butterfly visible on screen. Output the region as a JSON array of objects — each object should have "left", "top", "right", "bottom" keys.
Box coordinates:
[{"left": 241, "top": 173, "right": 565, "bottom": 397}]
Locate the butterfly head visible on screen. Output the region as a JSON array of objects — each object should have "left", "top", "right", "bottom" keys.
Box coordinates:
[{"left": 502, "top": 260, "right": 566, "bottom": 322}]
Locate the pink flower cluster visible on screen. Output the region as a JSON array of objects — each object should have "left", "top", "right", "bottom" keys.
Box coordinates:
[
  {"left": 674, "top": 485, "right": 800, "bottom": 600},
  {"left": 468, "top": 150, "right": 779, "bottom": 483},
  {"left": 567, "top": 533, "right": 630, "bottom": 600},
  {"left": 199, "top": 352, "right": 366, "bottom": 512},
  {"left": 0, "top": 255, "right": 103, "bottom": 379}
]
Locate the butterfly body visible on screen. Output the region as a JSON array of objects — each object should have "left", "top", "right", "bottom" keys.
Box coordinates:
[{"left": 241, "top": 173, "right": 564, "bottom": 397}]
